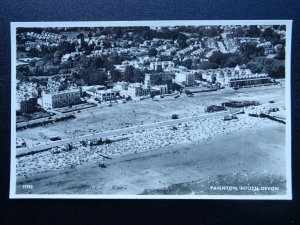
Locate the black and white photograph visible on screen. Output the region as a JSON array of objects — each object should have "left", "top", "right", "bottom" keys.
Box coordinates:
[{"left": 10, "top": 20, "right": 292, "bottom": 199}]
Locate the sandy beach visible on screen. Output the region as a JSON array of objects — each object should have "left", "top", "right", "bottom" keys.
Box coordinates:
[
  {"left": 16, "top": 112, "right": 283, "bottom": 177},
  {"left": 16, "top": 114, "right": 286, "bottom": 195},
  {"left": 16, "top": 124, "right": 286, "bottom": 195}
]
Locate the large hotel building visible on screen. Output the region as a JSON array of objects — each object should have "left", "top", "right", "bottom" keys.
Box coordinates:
[{"left": 201, "top": 65, "right": 271, "bottom": 88}]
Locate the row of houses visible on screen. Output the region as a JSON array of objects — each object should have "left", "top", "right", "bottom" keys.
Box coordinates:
[
  {"left": 201, "top": 65, "right": 271, "bottom": 87},
  {"left": 23, "top": 31, "right": 63, "bottom": 43}
]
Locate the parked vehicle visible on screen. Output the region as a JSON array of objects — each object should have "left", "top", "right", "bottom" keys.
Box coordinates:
[
  {"left": 50, "top": 136, "right": 62, "bottom": 141},
  {"left": 171, "top": 114, "right": 179, "bottom": 119},
  {"left": 223, "top": 114, "right": 238, "bottom": 121}
]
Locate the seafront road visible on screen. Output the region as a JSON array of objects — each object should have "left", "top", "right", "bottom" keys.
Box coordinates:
[{"left": 16, "top": 110, "right": 229, "bottom": 156}]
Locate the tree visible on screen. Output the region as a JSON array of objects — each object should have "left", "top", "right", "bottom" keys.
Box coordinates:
[
  {"left": 182, "top": 59, "right": 193, "bottom": 69},
  {"left": 124, "top": 66, "right": 134, "bottom": 82},
  {"left": 176, "top": 33, "right": 188, "bottom": 49},
  {"left": 223, "top": 57, "right": 239, "bottom": 68},
  {"left": 58, "top": 82, "right": 67, "bottom": 91},
  {"left": 247, "top": 25, "right": 261, "bottom": 37},
  {"left": 85, "top": 69, "right": 108, "bottom": 85},
  {"left": 208, "top": 51, "right": 223, "bottom": 65},
  {"left": 148, "top": 48, "right": 158, "bottom": 57},
  {"left": 262, "top": 61, "right": 285, "bottom": 78},
  {"left": 53, "top": 50, "right": 63, "bottom": 65},
  {"left": 232, "top": 26, "right": 245, "bottom": 37},
  {"left": 94, "top": 57, "right": 105, "bottom": 68},
  {"left": 246, "top": 57, "right": 285, "bottom": 78},
  {"left": 17, "top": 65, "right": 31, "bottom": 79},
  {"left": 98, "top": 71, "right": 108, "bottom": 85},
  {"left": 102, "top": 41, "right": 111, "bottom": 49},
  {"left": 59, "top": 41, "right": 75, "bottom": 53},
  {"left": 198, "top": 61, "right": 219, "bottom": 70},
  {"left": 31, "top": 61, "right": 45, "bottom": 76},
  {"left": 43, "top": 63, "right": 60, "bottom": 75},
  {"left": 262, "top": 27, "right": 274, "bottom": 41},
  {"left": 133, "top": 68, "right": 144, "bottom": 83},
  {"left": 240, "top": 42, "right": 264, "bottom": 58},
  {"left": 274, "top": 44, "right": 285, "bottom": 60},
  {"left": 153, "top": 76, "right": 163, "bottom": 85},
  {"left": 142, "top": 29, "right": 154, "bottom": 39},
  {"left": 247, "top": 61, "right": 263, "bottom": 73},
  {"left": 72, "top": 71, "right": 81, "bottom": 80},
  {"left": 42, "top": 53, "right": 54, "bottom": 62},
  {"left": 77, "top": 32, "right": 85, "bottom": 39},
  {"left": 110, "top": 69, "right": 122, "bottom": 82},
  {"left": 78, "top": 56, "right": 91, "bottom": 68},
  {"left": 170, "top": 82, "right": 181, "bottom": 91},
  {"left": 115, "top": 28, "right": 123, "bottom": 38}
]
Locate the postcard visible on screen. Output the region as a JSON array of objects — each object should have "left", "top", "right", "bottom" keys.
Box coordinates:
[{"left": 10, "top": 20, "right": 292, "bottom": 199}]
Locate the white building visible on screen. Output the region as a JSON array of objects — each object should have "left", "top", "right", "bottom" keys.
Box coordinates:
[
  {"left": 41, "top": 89, "right": 81, "bottom": 109},
  {"left": 201, "top": 65, "right": 271, "bottom": 87},
  {"left": 149, "top": 61, "right": 175, "bottom": 71},
  {"left": 116, "top": 82, "right": 149, "bottom": 99},
  {"left": 174, "top": 71, "right": 195, "bottom": 86},
  {"left": 113, "top": 82, "right": 128, "bottom": 91},
  {"left": 83, "top": 85, "right": 106, "bottom": 98},
  {"left": 47, "top": 74, "right": 72, "bottom": 91},
  {"left": 126, "top": 83, "right": 149, "bottom": 98},
  {"left": 93, "top": 89, "right": 119, "bottom": 101},
  {"left": 144, "top": 72, "right": 175, "bottom": 87},
  {"left": 151, "top": 85, "right": 168, "bottom": 95}
]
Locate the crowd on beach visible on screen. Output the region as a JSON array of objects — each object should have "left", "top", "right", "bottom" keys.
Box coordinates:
[{"left": 16, "top": 111, "right": 284, "bottom": 179}]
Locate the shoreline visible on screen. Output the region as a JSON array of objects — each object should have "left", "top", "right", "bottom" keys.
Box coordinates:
[
  {"left": 16, "top": 113, "right": 284, "bottom": 179},
  {"left": 16, "top": 124, "right": 286, "bottom": 195}
]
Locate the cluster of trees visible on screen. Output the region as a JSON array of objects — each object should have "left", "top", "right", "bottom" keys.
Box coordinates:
[
  {"left": 207, "top": 42, "right": 266, "bottom": 68},
  {"left": 74, "top": 68, "right": 108, "bottom": 86},
  {"left": 176, "top": 49, "right": 254, "bottom": 71},
  {"left": 232, "top": 25, "right": 285, "bottom": 46},
  {"left": 208, "top": 51, "right": 244, "bottom": 68},
  {"left": 202, "top": 51, "right": 250, "bottom": 69},
  {"left": 123, "top": 66, "right": 145, "bottom": 83},
  {"left": 239, "top": 42, "right": 265, "bottom": 58},
  {"left": 246, "top": 57, "right": 285, "bottom": 78}
]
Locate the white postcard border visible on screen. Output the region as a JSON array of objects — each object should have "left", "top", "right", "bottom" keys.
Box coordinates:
[{"left": 10, "top": 20, "right": 293, "bottom": 200}]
